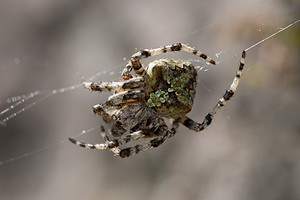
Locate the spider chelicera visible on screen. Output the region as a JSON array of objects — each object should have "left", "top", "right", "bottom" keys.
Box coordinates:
[{"left": 69, "top": 43, "right": 246, "bottom": 158}]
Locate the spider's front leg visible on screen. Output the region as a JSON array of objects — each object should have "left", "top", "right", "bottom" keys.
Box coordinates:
[
  {"left": 83, "top": 77, "right": 144, "bottom": 92},
  {"left": 115, "top": 116, "right": 179, "bottom": 158},
  {"left": 122, "top": 43, "right": 216, "bottom": 79},
  {"left": 86, "top": 78, "right": 146, "bottom": 122},
  {"left": 105, "top": 89, "right": 145, "bottom": 106},
  {"left": 122, "top": 58, "right": 145, "bottom": 80}
]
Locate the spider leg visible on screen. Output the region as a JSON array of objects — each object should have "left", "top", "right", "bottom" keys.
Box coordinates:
[
  {"left": 69, "top": 126, "right": 150, "bottom": 154},
  {"left": 110, "top": 123, "right": 173, "bottom": 157},
  {"left": 177, "top": 115, "right": 213, "bottom": 132},
  {"left": 99, "top": 125, "right": 110, "bottom": 142},
  {"left": 69, "top": 136, "right": 116, "bottom": 150},
  {"left": 117, "top": 130, "right": 170, "bottom": 158},
  {"left": 69, "top": 125, "right": 118, "bottom": 149},
  {"left": 68, "top": 125, "right": 127, "bottom": 150},
  {"left": 105, "top": 89, "right": 145, "bottom": 106},
  {"left": 215, "top": 50, "right": 246, "bottom": 107},
  {"left": 179, "top": 51, "right": 246, "bottom": 132},
  {"left": 69, "top": 116, "right": 178, "bottom": 158},
  {"left": 83, "top": 77, "right": 144, "bottom": 92},
  {"left": 122, "top": 43, "right": 216, "bottom": 79},
  {"left": 109, "top": 130, "right": 147, "bottom": 156},
  {"left": 116, "top": 118, "right": 176, "bottom": 158},
  {"left": 100, "top": 125, "right": 145, "bottom": 147},
  {"left": 91, "top": 89, "right": 145, "bottom": 122},
  {"left": 168, "top": 119, "right": 180, "bottom": 138}
]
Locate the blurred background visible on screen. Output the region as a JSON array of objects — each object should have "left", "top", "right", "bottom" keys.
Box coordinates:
[{"left": 0, "top": 0, "right": 299, "bottom": 199}]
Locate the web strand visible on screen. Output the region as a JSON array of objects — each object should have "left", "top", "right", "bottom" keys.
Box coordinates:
[
  {"left": 245, "top": 19, "right": 299, "bottom": 52},
  {"left": 0, "top": 62, "right": 122, "bottom": 125},
  {"left": 0, "top": 84, "right": 82, "bottom": 126},
  {"left": 0, "top": 126, "right": 98, "bottom": 166}
]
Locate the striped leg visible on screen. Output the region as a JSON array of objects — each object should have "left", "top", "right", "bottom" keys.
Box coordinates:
[
  {"left": 91, "top": 89, "right": 145, "bottom": 122},
  {"left": 168, "top": 120, "right": 179, "bottom": 137},
  {"left": 69, "top": 118, "right": 177, "bottom": 158},
  {"left": 179, "top": 51, "right": 246, "bottom": 132},
  {"left": 103, "top": 116, "right": 173, "bottom": 158},
  {"left": 178, "top": 114, "right": 213, "bottom": 132},
  {"left": 105, "top": 122, "right": 172, "bottom": 157},
  {"left": 215, "top": 51, "right": 246, "bottom": 108},
  {"left": 116, "top": 122, "right": 172, "bottom": 158},
  {"left": 69, "top": 126, "right": 146, "bottom": 151},
  {"left": 122, "top": 43, "right": 216, "bottom": 79},
  {"left": 69, "top": 124, "right": 171, "bottom": 158},
  {"left": 105, "top": 89, "right": 145, "bottom": 106},
  {"left": 69, "top": 126, "right": 117, "bottom": 150},
  {"left": 149, "top": 43, "right": 216, "bottom": 64},
  {"left": 108, "top": 130, "right": 147, "bottom": 156},
  {"left": 83, "top": 77, "right": 144, "bottom": 92}
]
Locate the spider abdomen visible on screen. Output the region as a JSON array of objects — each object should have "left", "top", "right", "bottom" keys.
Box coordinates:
[{"left": 145, "top": 59, "right": 197, "bottom": 117}]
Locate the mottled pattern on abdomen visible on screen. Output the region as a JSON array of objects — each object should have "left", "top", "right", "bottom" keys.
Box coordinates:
[{"left": 145, "top": 59, "right": 197, "bottom": 117}]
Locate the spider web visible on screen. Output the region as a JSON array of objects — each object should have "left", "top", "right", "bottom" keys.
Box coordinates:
[{"left": 0, "top": 19, "right": 298, "bottom": 166}]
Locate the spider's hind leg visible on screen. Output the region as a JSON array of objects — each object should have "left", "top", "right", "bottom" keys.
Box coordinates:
[
  {"left": 177, "top": 115, "right": 213, "bottom": 132},
  {"left": 178, "top": 51, "right": 246, "bottom": 132},
  {"left": 116, "top": 117, "right": 177, "bottom": 158}
]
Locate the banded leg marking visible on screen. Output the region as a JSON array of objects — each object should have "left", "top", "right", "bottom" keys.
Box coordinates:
[
  {"left": 68, "top": 138, "right": 116, "bottom": 150},
  {"left": 131, "top": 43, "right": 216, "bottom": 65},
  {"left": 123, "top": 43, "right": 216, "bottom": 79},
  {"left": 216, "top": 50, "right": 246, "bottom": 108},
  {"left": 83, "top": 77, "right": 144, "bottom": 92},
  {"left": 106, "top": 89, "right": 145, "bottom": 106},
  {"left": 179, "top": 51, "right": 246, "bottom": 132},
  {"left": 117, "top": 124, "right": 171, "bottom": 158},
  {"left": 179, "top": 113, "right": 213, "bottom": 132},
  {"left": 117, "top": 138, "right": 166, "bottom": 158}
]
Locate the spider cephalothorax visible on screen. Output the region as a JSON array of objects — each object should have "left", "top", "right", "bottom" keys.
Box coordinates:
[{"left": 69, "top": 43, "right": 246, "bottom": 158}]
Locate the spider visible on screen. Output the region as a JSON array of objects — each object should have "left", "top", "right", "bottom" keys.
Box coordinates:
[{"left": 69, "top": 43, "right": 246, "bottom": 158}]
